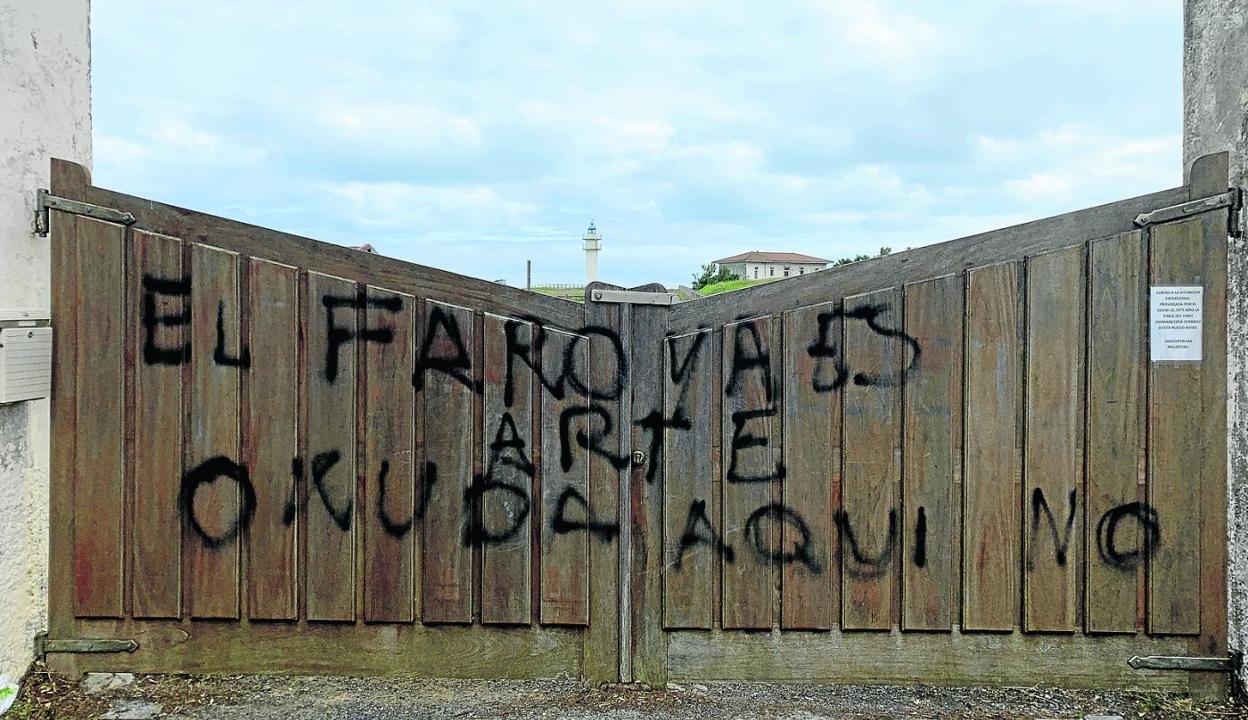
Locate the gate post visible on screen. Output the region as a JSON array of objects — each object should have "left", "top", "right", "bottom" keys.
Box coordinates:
[
  {"left": 582, "top": 283, "right": 627, "bottom": 685},
  {"left": 586, "top": 282, "right": 674, "bottom": 687},
  {"left": 1184, "top": 0, "right": 1248, "bottom": 696},
  {"left": 621, "top": 284, "right": 672, "bottom": 687}
]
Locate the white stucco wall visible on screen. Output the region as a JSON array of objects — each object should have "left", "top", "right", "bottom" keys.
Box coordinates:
[
  {"left": 726, "top": 262, "right": 825, "bottom": 280},
  {"left": 1183, "top": 0, "right": 1248, "bottom": 694},
  {"left": 0, "top": 0, "right": 91, "bottom": 684}
]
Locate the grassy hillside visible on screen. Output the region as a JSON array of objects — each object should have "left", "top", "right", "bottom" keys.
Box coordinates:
[{"left": 696, "top": 278, "right": 776, "bottom": 296}]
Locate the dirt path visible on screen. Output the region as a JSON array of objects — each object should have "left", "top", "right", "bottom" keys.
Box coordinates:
[{"left": 7, "top": 666, "right": 1246, "bottom": 719}]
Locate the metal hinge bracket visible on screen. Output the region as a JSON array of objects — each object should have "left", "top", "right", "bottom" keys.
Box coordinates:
[
  {"left": 589, "top": 289, "right": 682, "bottom": 306},
  {"left": 1128, "top": 653, "right": 1237, "bottom": 672},
  {"left": 1134, "top": 188, "right": 1242, "bottom": 235},
  {"left": 34, "top": 632, "right": 139, "bottom": 658},
  {"left": 34, "top": 189, "right": 137, "bottom": 237}
]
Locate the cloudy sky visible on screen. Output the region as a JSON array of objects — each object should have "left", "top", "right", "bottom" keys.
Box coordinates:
[{"left": 93, "top": 1, "right": 1181, "bottom": 288}]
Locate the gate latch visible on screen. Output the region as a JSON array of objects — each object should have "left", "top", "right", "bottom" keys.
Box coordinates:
[{"left": 590, "top": 289, "right": 681, "bottom": 306}]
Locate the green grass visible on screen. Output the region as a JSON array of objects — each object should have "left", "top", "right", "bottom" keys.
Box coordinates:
[
  {"left": 696, "top": 278, "right": 776, "bottom": 296},
  {"left": 530, "top": 286, "right": 585, "bottom": 302}
]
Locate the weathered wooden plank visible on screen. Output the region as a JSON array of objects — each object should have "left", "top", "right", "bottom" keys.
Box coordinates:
[
  {"left": 663, "top": 329, "right": 715, "bottom": 629},
  {"left": 540, "top": 328, "right": 590, "bottom": 625},
  {"left": 65, "top": 620, "right": 584, "bottom": 678},
  {"left": 1023, "top": 246, "right": 1085, "bottom": 632},
  {"left": 1147, "top": 218, "right": 1205, "bottom": 636},
  {"left": 583, "top": 295, "right": 623, "bottom": 684},
  {"left": 1086, "top": 231, "right": 1145, "bottom": 634},
  {"left": 841, "top": 289, "right": 902, "bottom": 630},
  {"left": 665, "top": 629, "right": 1201, "bottom": 691},
  {"left": 131, "top": 230, "right": 184, "bottom": 619},
  {"left": 245, "top": 259, "right": 299, "bottom": 620},
  {"left": 721, "top": 316, "right": 778, "bottom": 629},
  {"left": 629, "top": 298, "right": 669, "bottom": 685},
  {"left": 963, "top": 262, "right": 1022, "bottom": 631},
  {"left": 70, "top": 217, "right": 126, "bottom": 618},
  {"left": 362, "top": 286, "right": 416, "bottom": 623},
  {"left": 1186, "top": 154, "right": 1230, "bottom": 699},
  {"left": 305, "top": 272, "right": 357, "bottom": 622},
  {"left": 50, "top": 202, "right": 83, "bottom": 660},
  {"left": 186, "top": 244, "right": 243, "bottom": 619},
  {"left": 780, "top": 304, "right": 839, "bottom": 630},
  {"left": 420, "top": 301, "right": 476, "bottom": 623},
  {"left": 901, "top": 275, "right": 962, "bottom": 631},
  {"left": 481, "top": 314, "right": 533, "bottom": 625}
]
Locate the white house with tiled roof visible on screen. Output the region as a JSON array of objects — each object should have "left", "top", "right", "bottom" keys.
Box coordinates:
[{"left": 713, "top": 251, "right": 830, "bottom": 280}]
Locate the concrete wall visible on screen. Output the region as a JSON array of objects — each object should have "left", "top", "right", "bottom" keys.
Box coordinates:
[
  {"left": 1183, "top": 0, "right": 1248, "bottom": 693},
  {"left": 0, "top": 0, "right": 91, "bottom": 683}
]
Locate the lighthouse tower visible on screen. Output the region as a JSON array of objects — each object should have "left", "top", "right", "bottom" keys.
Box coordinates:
[{"left": 583, "top": 221, "right": 601, "bottom": 284}]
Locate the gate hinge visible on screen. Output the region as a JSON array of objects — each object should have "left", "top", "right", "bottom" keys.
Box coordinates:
[
  {"left": 1128, "top": 653, "right": 1239, "bottom": 672},
  {"left": 34, "top": 632, "right": 139, "bottom": 658},
  {"left": 34, "top": 189, "right": 137, "bottom": 237},
  {"left": 589, "top": 289, "right": 682, "bottom": 306},
  {"left": 1133, "top": 188, "right": 1241, "bottom": 235}
]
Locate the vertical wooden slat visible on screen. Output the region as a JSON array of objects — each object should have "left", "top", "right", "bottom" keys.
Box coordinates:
[
  {"left": 131, "top": 230, "right": 184, "bottom": 619},
  {"left": 186, "top": 244, "right": 242, "bottom": 619},
  {"left": 1023, "top": 246, "right": 1085, "bottom": 632},
  {"left": 963, "top": 261, "right": 1022, "bottom": 631},
  {"left": 305, "top": 272, "right": 357, "bottom": 621},
  {"left": 1086, "top": 231, "right": 1145, "bottom": 633},
  {"left": 50, "top": 195, "right": 84, "bottom": 668},
  {"left": 663, "top": 329, "right": 715, "bottom": 629},
  {"left": 1195, "top": 202, "right": 1229, "bottom": 687},
  {"left": 584, "top": 299, "right": 623, "bottom": 684},
  {"left": 540, "top": 329, "right": 590, "bottom": 625},
  {"left": 421, "top": 301, "right": 475, "bottom": 623},
  {"left": 362, "top": 286, "right": 416, "bottom": 623},
  {"left": 841, "top": 289, "right": 902, "bottom": 630},
  {"left": 246, "top": 259, "right": 299, "bottom": 620},
  {"left": 71, "top": 217, "right": 126, "bottom": 618},
  {"left": 629, "top": 303, "right": 667, "bottom": 685},
  {"left": 481, "top": 315, "right": 533, "bottom": 625},
  {"left": 902, "top": 276, "right": 962, "bottom": 631},
  {"left": 1148, "top": 218, "right": 1205, "bottom": 635},
  {"left": 781, "top": 304, "right": 839, "bottom": 630},
  {"left": 721, "top": 316, "right": 776, "bottom": 629}
]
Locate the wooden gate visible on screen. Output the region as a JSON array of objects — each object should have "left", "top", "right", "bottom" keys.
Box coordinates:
[
  {"left": 46, "top": 159, "right": 622, "bottom": 681},
  {"left": 47, "top": 154, "right": 1237, "bottom": 694}
]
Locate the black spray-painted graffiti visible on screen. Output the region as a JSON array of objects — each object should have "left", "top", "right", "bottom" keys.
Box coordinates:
[{"left": 155, "top": 273, "right": 1165, "bottom": 582}]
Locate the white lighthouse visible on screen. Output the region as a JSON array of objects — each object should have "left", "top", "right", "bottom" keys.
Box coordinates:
[{"left": 583, "top": 221, "right": 601, "bottom": 284}]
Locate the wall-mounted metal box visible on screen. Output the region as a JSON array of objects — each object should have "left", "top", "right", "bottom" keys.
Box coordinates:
[{"left": 0, "top": 311, "right": 52, "bottom": 404}]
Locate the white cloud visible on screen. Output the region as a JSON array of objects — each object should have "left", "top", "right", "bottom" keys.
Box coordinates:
[
  {"left": 323, "top": 181, "right": 536, "bottom": 232},
  {"left": 997, "top": 125, "right": 1180, "bottom": 203},
  {"left": 90, "top": 1, "right": 1185, "bottom": 286},
  {"left": 318, "top": 102, "right": 482, "bottom": 150}
]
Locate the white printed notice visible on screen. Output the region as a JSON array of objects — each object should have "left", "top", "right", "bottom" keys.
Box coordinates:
[{"left": 1149, "top": 285, "right": 1203, "bottom": 362}]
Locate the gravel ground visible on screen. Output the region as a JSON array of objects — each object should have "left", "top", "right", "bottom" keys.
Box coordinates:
[{"left": 7, "top": 665, "right": 1247, "bottom": 719}]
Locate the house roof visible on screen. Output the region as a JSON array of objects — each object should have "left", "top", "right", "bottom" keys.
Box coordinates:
[{"left": 713, "top": 251, "right": 831, "bottom": 264}]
